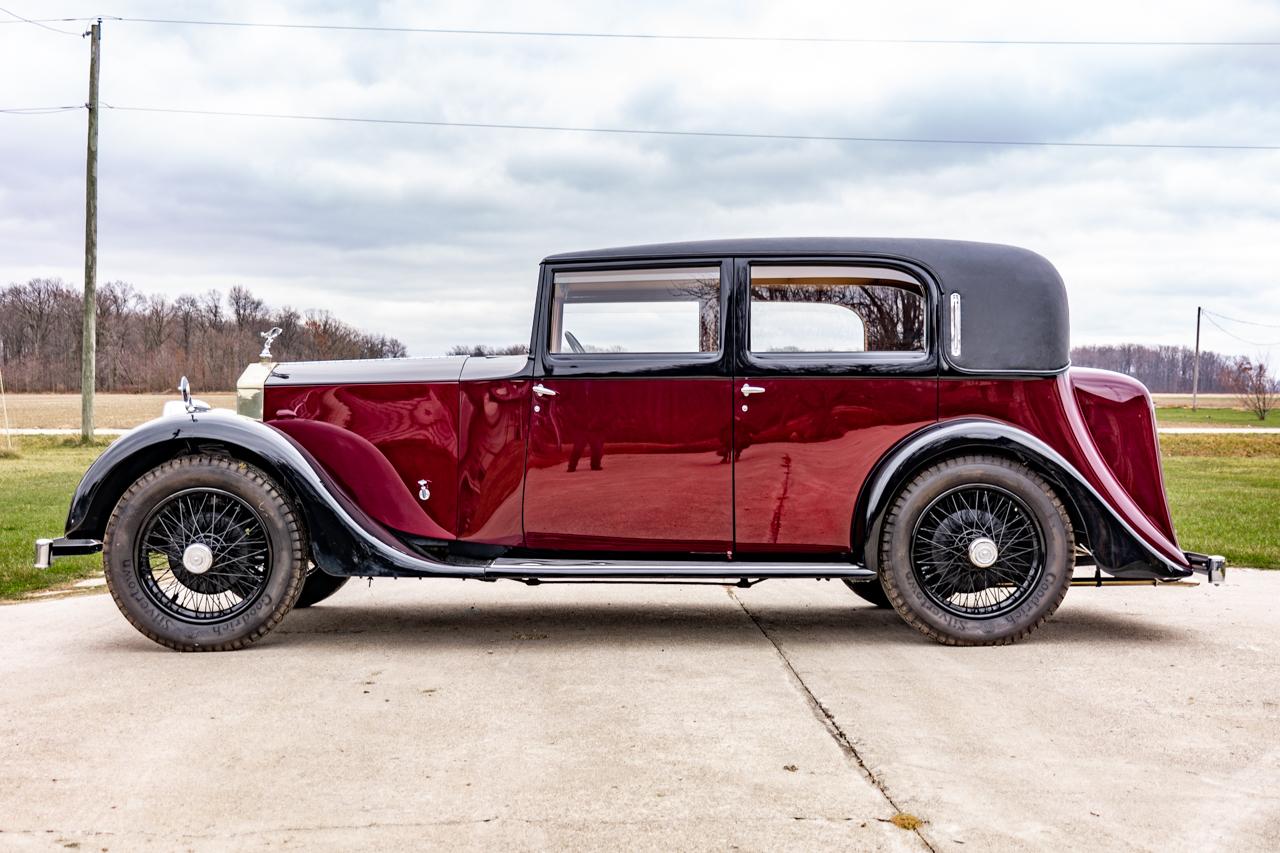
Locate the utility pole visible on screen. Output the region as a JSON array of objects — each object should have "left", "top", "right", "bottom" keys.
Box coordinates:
[
  {"left": 80, "top": 19, "right": 101, "bottom": 442},
  {"left": 1191, "top": 305, "right": 1202, "bottom": 411}
]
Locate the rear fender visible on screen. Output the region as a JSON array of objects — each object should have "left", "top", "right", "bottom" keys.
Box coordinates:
[
  {"left": 63, "top": 410, "right": 477, "bottom": 579},
  {"left": 854, "top": 419, "right": 1192, "bottom": 579}
]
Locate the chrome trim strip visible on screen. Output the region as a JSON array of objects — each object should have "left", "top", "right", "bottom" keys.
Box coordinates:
[
  {"left": 488, "top": 558, "right": 875, "bottom": 579},
  {"left": 949, "top": 292, "right": 962, "bottom": 359},
  {"left": 459, "top": 354, "right": 531, "bottom": 381},
  {"left": 267, "top": 356, "right": 468, "bottom": 386}
]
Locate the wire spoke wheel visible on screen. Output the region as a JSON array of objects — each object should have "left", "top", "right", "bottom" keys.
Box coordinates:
[
  {"left": 134, "top": 487, "right": 273, "bottom": 623},
  {"left": 909, "top": 484, "right": 1045, "bottom": 619}
]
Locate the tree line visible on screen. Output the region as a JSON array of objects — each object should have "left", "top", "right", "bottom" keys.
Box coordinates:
[
  {"left": 0, "top": 276, "right": 1245, "bottom": 395},
  {"left": 1069, "top": 344, "right": 1238, "bottom": 393},
  {"left": 0, "top": 278, "right": 405, "bottom": 393},
  {"left": 449, "top": 343, "right": 1243, "bottom": 393}
]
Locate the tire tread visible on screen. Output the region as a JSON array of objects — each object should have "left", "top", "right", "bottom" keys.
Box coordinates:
[
  {"left": 102, "top": 454, "right": 307, "bottom": 652},
  {"left": 877, "top": 454, "right": 1073, "bottom": 646}
]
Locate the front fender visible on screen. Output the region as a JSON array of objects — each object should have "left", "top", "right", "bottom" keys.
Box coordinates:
[
  {"left": 855, "top": 418, "right": 1192, "bottom": 579},
  {"left": 64, "top": 410, "right": 478, "bottom": 579}
]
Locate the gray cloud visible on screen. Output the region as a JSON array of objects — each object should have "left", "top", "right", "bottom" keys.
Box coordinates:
[{"left": 2, "top": 0, "right": 1279, "bottom": 359}]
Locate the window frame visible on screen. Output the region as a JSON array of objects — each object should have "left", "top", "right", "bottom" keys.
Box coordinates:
[
  {"left": 735, "top": 257, "right": 938, "bottom": 377},
  {"left": 535, "top": 258, "right": 734, "bottom": 378}
]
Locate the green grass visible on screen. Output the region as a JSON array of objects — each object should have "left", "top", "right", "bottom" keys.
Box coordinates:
[
  {"left": 0, "top": 436, "right": 112, "bottom": 598},
  {"left": 1, "top": 432, "right": 1277, "bottom": 600},
  {"left": 1157, "top": 406, "right": 1280, "bottom": 427},
  {"left": 1161, "top": 435, "right": 1280, "bottom": 570}
]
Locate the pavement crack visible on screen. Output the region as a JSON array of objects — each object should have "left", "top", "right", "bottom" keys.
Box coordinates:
[{"left": 728, "top": 588, "right": 937, "bottom": 853}]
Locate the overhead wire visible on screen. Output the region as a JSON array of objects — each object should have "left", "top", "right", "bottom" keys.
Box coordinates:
[
  {"left": 1202, "top": 309, "right": 1280, "bottom": 328},
  {"left": 99, "top": 103, "right": 1280, "bottom": 151},
  {"left": 1, "top": 14, "right": 1278, "bottom": 46},
  {"left": 1203, "top": 314, "right": 1280, "bottom": 347},
  {"left": 0, "top": 105, "right": 85, "bottom": 114},
  {"left": 0, "top": 6, "right": 85, "bottom": 36}
]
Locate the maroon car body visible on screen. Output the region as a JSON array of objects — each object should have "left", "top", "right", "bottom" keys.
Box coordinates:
[{"left": 41, "top": 238, "right": 1223, "bottom": 650}]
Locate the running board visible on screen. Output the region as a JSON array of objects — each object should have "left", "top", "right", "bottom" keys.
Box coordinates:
[{"left": 486, "top": 558, "right": 876, "bottom": 580}]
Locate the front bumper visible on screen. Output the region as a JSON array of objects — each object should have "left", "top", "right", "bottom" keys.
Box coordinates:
[
  {"left": 1184, "top": 551, "right": 1227, "bottom": 584},
  {"left": 33, "top": 537, "right": 103, "bottom": 569}
]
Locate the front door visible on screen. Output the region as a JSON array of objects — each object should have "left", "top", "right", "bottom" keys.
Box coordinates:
[
  {"left": 732, "top": 259, "right": 939, "bottom": 555},
  {"left": 523, "top": 261, "right": 734, "bottom": 553}
]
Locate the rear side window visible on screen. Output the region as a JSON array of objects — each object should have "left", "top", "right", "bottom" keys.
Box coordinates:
[
  {"left": 749, "top": 265, "right": 926, "bottom": 354},
  {"left": 549, "top": 267, "right": 721, "bottom": 354}
]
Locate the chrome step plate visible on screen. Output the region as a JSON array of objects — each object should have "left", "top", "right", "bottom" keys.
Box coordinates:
[{"left": 487, "top": 558, "right": 875, "bottom": 580}]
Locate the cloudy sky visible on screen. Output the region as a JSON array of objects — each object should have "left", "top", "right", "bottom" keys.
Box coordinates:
[{"left": 2, "top": 0, "right": 1279, "bottom": 358}]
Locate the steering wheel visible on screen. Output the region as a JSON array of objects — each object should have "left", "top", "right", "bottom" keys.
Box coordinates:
[{"left": 565, "top": 330, "right": 586, "bottom": 354}]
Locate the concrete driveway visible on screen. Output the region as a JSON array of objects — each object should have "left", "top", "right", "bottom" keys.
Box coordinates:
[{"left": 1, "top": 571, "right": 1277, "bottom": 852}]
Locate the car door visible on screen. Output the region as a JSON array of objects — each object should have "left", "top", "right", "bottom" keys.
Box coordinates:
[
  {"left": 523, "top": 260, "right": 734, "bottom": 553},
  {"left": 732, "top": 258, "right": 939, "bottom": 555}
]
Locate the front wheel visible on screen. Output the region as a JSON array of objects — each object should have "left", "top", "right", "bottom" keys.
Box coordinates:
[
  {"left": 842, "top": 578, "right": 893, "bottom": 608},
  {"left": 878, "top": 455, "right": 1074, "bottom": 646},
  {"left": 103, "top": 455, "right": 307, "bottom": 651}
]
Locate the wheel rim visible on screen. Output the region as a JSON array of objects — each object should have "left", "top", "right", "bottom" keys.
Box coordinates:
[
  {"left": 909, "top": 484, "right": 1045, "bottom": 619},
  {"left": 134, "top": 487, "right": 273, "bottom": 623}
]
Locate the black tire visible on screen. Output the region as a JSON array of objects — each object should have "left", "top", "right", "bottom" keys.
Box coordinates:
[
  {"left": 102, "top": 455, "right": 307, "bottom": 652},
  {"left": 842, "top": 578, "right": 893, "bottom": 608},
  {"left": 294, "top": 570, "right": 350, "bottom": 608},
  {"left": 879, "top": 455, "right": 1074, "bottom": 646}
]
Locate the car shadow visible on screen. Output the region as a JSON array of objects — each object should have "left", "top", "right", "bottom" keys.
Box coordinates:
[{"left": 267, "top": 597, "right": 1184, "bottom": 651}]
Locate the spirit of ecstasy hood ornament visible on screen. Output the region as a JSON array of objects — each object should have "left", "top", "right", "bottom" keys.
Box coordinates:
[{"left": 259, "top": 326, "right": 284, "bottom": 361}]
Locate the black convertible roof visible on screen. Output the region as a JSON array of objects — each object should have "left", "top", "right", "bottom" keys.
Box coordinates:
[{"left": 544, "top": 238, "right": 1070, "bottom": 374}]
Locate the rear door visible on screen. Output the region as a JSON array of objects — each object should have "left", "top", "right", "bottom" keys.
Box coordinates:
[
  {"left": 523, "top": 260, "right": 734, "bottom": 553},
  {"left": 732, "top": 258, "right": 939, "bottom": 555}
]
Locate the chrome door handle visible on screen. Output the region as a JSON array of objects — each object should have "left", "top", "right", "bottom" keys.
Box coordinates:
[
  {"left": 740, "top": 383, "right": 766, "bottom": 397},
  {"left": 532, "top": 383, "right": 557, "bottom": 397}
]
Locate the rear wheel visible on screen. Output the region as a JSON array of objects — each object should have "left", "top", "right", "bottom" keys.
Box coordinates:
[
  {"left": 103, "top": 455, "right": 307, "bottom": 651},
  {"left": 879, "top": 455, "right": 1074, "bottom": 646},
  {"left": 294, "top": 569, "right": 350, "bottom": 608}
]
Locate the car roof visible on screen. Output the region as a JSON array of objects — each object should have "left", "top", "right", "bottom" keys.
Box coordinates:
[
  {"left": 544, "top": 237, "right": 1070, "bottom": 375},
  {"left": 545, "top": 237, "right": 1033, "bottom": 265}
]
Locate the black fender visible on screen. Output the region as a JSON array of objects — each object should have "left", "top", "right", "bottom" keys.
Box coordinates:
[
  {"left": 853, "top": 419, "right": 1192, "bottom": 580},
  {"left": 63, "top": 410, "right": 482, "bottom": 579}
]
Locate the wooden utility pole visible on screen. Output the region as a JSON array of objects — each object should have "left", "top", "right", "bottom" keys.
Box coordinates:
[
  {"left": 1191, "top": 305, "right": 1202, "bottom": 411},
  {"left": 80, "top": 19, "right": 101, "bottom": 442}
]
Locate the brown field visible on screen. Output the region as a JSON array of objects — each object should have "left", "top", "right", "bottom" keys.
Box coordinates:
[
  {"left": 1150, "top": 393, "right": 1238, "bottom": 408},
  {"left": 0, "top": 392, "right": 236, "bottom": 430}
]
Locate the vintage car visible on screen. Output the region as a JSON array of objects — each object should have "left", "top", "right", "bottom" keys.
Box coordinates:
[{"left": 36, "top": 238, "right": 1223, "bottom": 650}]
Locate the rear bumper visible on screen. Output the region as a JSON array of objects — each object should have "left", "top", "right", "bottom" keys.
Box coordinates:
[
  {"left": 33, "top": 537, "right": 103, "bottom": 569},
  {"left": 1184, "top": 551, "right": 1226, "bottom": 584}
]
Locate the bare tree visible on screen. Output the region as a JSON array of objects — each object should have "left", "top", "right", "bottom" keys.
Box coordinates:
[
  {"left": 0, "top": 279, "right": 406, "bottom": 391},
  {"left": 229, "top": 285, "right": 265, "bottom": 330},
  {"left": 1228, "top": 356, "right": 1278, "bottom": 420},
  {"left": 1071, "top": 344, "right": 1235, "bottom": 393},
  {"left": 447, "top": 344, "right": 530, "bottom": 356}
]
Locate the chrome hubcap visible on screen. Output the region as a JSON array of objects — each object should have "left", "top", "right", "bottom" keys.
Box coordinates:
[
  {"left": 967, "top": 537, "right": 999, "bottom": 568},
  {"left": 182, "top": 542, "right": 215, "bottom": 575}
]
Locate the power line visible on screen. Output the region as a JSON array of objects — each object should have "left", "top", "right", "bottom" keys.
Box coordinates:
[
  {"left": 101, "top": 103, "right": 1280, "bottom": 152},
  {"left": 1203, "top": 308, "right": 1280, "bottom": 329},
  {"left": 0, "top": 6, "right": 84, "bottom": 36},
  {"left": 2, "top": 15, "right": 1278, "bottom": 46},
  {"left": 1203, "top": 314, "right": 1280, "bottom": 347},
  {"left": 0, "top": 105, "right": 85, "bottom": 114}
]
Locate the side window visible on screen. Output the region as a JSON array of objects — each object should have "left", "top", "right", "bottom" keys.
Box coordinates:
[
  {"left": 549, "top": 267, "right": 721, "bottom": 355},
  {"left": 749, "top": 266, "right": 926, "bottom": 354}
]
